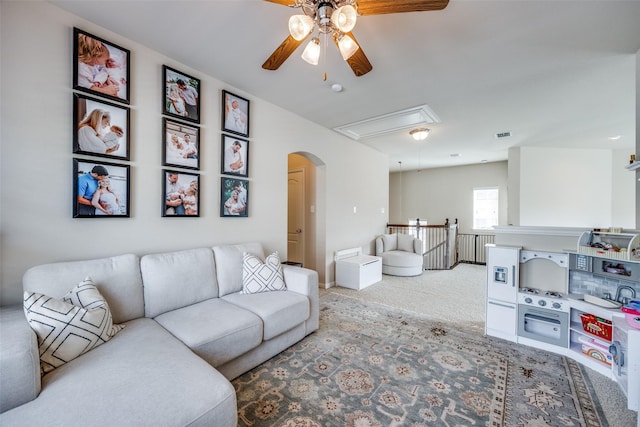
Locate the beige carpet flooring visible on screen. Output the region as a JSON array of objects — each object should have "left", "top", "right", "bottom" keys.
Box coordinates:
[{"left": 324, "top": 263, "right": 638, "bottom": 427}]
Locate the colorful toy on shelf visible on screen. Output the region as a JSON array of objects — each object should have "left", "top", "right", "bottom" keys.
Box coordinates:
[
  {"left": 578, "top": 335, "right": 612, "bottom": 366},
  {"left": 580, "top": 313, "right": 612, "bottom": 341},
  {"left": 621, "top": 299, "right": 640, "bottom": 330}
]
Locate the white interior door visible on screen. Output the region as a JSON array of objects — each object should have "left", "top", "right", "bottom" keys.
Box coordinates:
[{"left": 288, "top": 169, "right": 305, "bottom": 266}]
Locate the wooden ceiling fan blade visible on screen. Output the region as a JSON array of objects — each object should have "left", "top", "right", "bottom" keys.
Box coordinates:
[
  {"left": 358, "top": 0, "right": 449, "bottom": 16},
  {"left": 335, "top": 32, "right": 373, "bottom": 77},
  {"left": 262, "top": 34, "right": 307, "bottom": 71},
  {"left": 263, "top": 0, "right": 295, "bottom": 6},
  {"left": 346, "top": 47, "right": 373, "bottom": 77}
]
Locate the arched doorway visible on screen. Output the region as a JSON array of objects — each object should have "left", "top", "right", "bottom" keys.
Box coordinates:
[{"left": 287, "top": 152, "right": 327, "bottom": 286}]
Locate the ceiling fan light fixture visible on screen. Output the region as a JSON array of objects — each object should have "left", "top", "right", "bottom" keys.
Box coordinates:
[
  {"left": 410, "top": 128, "right": 430, "bottom": 141},
  {"left": 331, "top": 5, "right": 357, "bottom": 32},
  {"left": 288, "top": 14, "right": 314, "bottom": 40},
  {"left": 337, "top": 33, "right": 359, "bottom": 60},
  {"left": 301, "top": 37, "right": 321, "bottom": 65}
]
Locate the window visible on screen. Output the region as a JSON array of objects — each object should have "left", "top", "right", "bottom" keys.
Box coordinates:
[{"left": 473, "top": 188, "right": 498, "bottom": 229}]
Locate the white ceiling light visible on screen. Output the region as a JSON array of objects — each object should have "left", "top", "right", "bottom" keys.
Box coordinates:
[
  {"left": 410, "top": 128, "right": 430, "bottom": 141},
  {"left": 331, "top": 5, "right": 357, "bottom": 32},
  {"left": 336, "top": 33, "right": 359, "bottom": 60},
  {"left": 285, "top": 1, "right": 359, "bottom": 67},
  {"left": 301, "top": 37, "right": 321, "bottom": 65},
  {"left": 288, "top": 15, "right": 314, "bottom": 40}
]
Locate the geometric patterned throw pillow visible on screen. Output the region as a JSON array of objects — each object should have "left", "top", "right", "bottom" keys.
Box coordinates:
[
  {"left": 241, "top": 252, "right": 287, "bottom": 294},
  {"left": 23, "top": 277, "right": 124, "bottom": 375}
]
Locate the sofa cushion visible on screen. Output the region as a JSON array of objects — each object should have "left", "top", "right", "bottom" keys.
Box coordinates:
[
  {"left": 23, "top": 278, "right": 124, "bottom": 374},
  {"left": 381, "top": 234, "right": 397, "bottom": 252},
  {"left": 397, "top": 234, "right": 415, "bottom": 252},
  {"left": 241, "top": 252, "right": 286, "bottom": 294},
  {"left": 141, "top": 248, "right": 218, "bottom": 318},
  {"left": 223, "top": 291, "right": 310, "bottom": 340},
  {"left": 213, "top": 243, "right": 265, "bottom": 297},
  {"left": 22, "top": 254, "right": 143, "bottom": 324},
  {"left": 153, "top": 298, "right": 262, "bottom": 367},
  {"left": 0, "top": 318, "right": 237, "bottom": 426},
  {"left": 381, "top": 250, "right": 423, "bottom": 268}
]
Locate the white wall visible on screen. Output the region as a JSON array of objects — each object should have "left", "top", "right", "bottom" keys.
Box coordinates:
[
  {"left": 636, "top": 48, "right": 640, "bottom": 228},
  {"left": 389, "top": 161, "right": 508, "bottom": 233},
  {"left": 516, "top": 146, "right": 636, "bottom": 228},
  {"left": 0, "top": 2, "right": 389, "bottom": 305},
  {"left": 388, "top": 146, "right": 636, "bottom": 232},
  {"left": 612, "top": 149, "right": 637, "bottom": 228}
]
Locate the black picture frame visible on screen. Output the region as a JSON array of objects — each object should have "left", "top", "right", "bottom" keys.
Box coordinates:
[
  {"left": 222, "top": 90, "right": 250, "bottom": 137},
  {"left": 73, "top": 159, "right": 130, "bottom": 218},
  {"left": 163, "top": 65, "right": 200, "bottom": 124},
  {"left": 73, "top": 27, "right": 130, "bottom": 104},
  {"left": 221, "top": 134, "right": 249, "bottom": 177},
  {"left": 73, "top": 93, "right": 130, "bottom": 160},
  {"left": 162, "top": 170, "right": 200, "bottom": 217},
  {"left": 220, "top": 177, "right": 249, "bottom": 217},
  {"left": 163, "top": 118, "right": 200, "bottom": 170}
]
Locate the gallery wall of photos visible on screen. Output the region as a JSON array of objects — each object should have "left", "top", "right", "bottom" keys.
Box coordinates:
[
  {"left": 71, "top": 27, "right": 252, "bottom": 219},
  {"left": 72, "top": 27, "right": 131, "bottom": 218}
]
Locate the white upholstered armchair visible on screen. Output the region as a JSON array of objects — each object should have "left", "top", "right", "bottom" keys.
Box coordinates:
[{"left": 375, "top": 233, "right": 424, "bottom": 276}]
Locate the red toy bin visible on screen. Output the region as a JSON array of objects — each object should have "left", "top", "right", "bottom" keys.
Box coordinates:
[{"left": 579, "top": 313, "right": 612, "bottom": 341}]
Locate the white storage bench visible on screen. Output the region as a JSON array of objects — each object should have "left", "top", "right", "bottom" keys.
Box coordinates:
[{"left": 335, "top": 248, "right": 382, "bottom": 290}]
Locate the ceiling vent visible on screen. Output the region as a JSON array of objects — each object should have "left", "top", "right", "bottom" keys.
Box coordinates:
[
  {"left": 334, "top": 105, "right": 440, "bottom": 140},
  {"left": 495, "top": 131, "right": 511, "bottom": 139}
]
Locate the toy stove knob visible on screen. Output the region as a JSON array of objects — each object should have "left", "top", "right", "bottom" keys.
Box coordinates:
[
  {"left": 552, "top": 302, "right": 561, "bottom": 309},
  {"left": 525, "top": 297, "right": 532, "bottom": 304},
  {"left": 538, "top": 300, "right": 547, "bottom": 307}
]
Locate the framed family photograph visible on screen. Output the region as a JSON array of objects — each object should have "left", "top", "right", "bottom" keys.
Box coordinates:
[
  {"left": 73, "top": 159, "right": 130, "bottom": 218},
  {"left": 73, "top": 93, "right": 130, "bottom": 160},
  {"left": 73, "top": 27, "right": 130, "bottom": 104},
  {"left": 163, "top": 170, "right": 200, "bottom": 217},
  {"left": 163, "top": 65, "right": 200, "bottom": 123},
  {"left": 163, "top": 119, "right": 199, "bottom": 170},
  {"left": 220, "top": 177, "right": 249, "bottom": 217},
  {"left": 222, "top": 90, "right": 250, "bottom": 137},
  {"left": 221, "top": 134, "right": 249, "bottom": 177}
]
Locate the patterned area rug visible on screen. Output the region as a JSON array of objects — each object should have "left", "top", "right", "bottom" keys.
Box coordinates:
[{"left": 233, "top": 294, "right": 606, "bottom": 427}]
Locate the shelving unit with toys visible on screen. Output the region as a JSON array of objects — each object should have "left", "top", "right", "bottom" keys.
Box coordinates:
[{"left": 577, "top": 230, "right": 640, "bottom": 262}]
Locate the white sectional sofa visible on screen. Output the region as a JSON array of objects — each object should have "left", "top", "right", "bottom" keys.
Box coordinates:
[{"left": 0, "top": 242, "right": 319, "bottom": 426}]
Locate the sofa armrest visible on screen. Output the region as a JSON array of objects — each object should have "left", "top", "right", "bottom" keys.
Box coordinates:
[
  {"left": 413, "top": 239, "right": 424, "bottom": 255},
  {"left": 282, "top": 266, "right": 319, "bottom": 334},
  {"left": 0, "top": 305, "right": 41, "bottom": 413},
  {"left": 375, "top": 237, "right": 383, "bottom": 256}
]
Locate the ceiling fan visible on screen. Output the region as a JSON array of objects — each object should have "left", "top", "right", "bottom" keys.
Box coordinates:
[{"left": 262, "top": 0, "right": 449, "bottom": 77}]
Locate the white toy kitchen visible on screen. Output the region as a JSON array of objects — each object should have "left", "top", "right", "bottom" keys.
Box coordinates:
[{"left": 485, "top": 230, "right": 640, "bottom": 413}]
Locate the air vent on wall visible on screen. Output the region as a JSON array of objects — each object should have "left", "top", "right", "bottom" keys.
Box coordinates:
[
  {"left": 334, "top": 105, "right": 440, "bottom": 141},
  {"left": 495, "top": 131, "right": 511, "bottom": 139}
]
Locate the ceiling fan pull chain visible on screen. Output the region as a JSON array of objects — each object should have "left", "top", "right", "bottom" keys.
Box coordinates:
[{"left": 322, "top": 31, "right": 328, "bottom": 81}]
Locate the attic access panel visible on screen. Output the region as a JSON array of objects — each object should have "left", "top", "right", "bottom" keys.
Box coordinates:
[{"left": 333, "top": 104, "right": 440, "bottom": 140}]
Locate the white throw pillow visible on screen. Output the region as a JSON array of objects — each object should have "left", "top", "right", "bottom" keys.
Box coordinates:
[
  {"left": 397, "top": 233, "right": 415, "bottom": 252},
  {"left": 23, "top": 277, "right": 124, "bottom": 374},
  {"left": 241, "top": 252, "right": 286, "bottom": 294},
  {"left": 381, "top": 234, "right": 397, "bottom": 252}
]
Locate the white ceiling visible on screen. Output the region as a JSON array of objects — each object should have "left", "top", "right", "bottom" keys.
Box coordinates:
[{"left": 51, "top": 0, "right": 640, "bottom": 172}]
